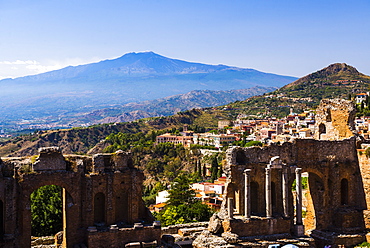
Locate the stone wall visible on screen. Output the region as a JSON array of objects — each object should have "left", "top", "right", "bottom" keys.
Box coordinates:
[
  {"left": 314, "top": 99, "right": 356, "bottom": 140},
  {"left": 87, "top": 226, "right": 161, "bottom": 248},
  {"left": 204, "top": 136, "right": 367, "bottom": 246},
  {"left": 0, "top": 149, "right": 158, "bottom": 248},
  {"left": 357, "top": 150, "right": 370, "bottom": 229}
]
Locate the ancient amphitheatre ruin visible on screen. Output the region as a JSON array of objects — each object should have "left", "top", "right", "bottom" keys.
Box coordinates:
[{"left": 1, "top": 99, "right": 370, "bottom": 247}]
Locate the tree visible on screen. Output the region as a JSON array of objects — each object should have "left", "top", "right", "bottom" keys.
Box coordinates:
[
  {"left": 31, "top": 185, "right": 62, "bottom": 236},
  {"left": 217, "top": 162, "right": 223, "bottom": 178},
  {"left": 156, "top": 174, "right": 214, "bottom": 226},
  {"left": 167, "top": 174, "right": 195, "bottom": 207},
  {"left": 202, "top": 164, "right": 207, "bottom": 178},
  {"left": 210, "top": 155, "right": 219, "bottom": 182},
  {"left": 197, "top": 160, "right": 202, "bottom": 178}
]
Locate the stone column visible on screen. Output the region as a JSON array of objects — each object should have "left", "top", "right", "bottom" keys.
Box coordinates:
[
  {"left": 244, "top": 169, "right": 252, "bottom": 219},
  {"left": 295, "top": 168, "right": 302, "bottom": 225},
  {"left": 265, "top": 167, "right": 272, "bottom": 218},
  {"left": 228, "top": 197, "right": 234, "bottom": 219},
  {"left": 282, "top": 167, "right": 289, "bottom": 218}
]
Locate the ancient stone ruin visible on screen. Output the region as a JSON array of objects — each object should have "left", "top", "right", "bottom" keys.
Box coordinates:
[
  {"left": 1, "top": 98, "right": 370, "bottom": 248},
  {"left": 194, "top": 99, "right": 369, "bottom": 247},
  {"left": 314, "top": 98, "right": 357, "bottom": 140},
  {"left": 0, "top": 148, "right": 160, "bottom": 248}
]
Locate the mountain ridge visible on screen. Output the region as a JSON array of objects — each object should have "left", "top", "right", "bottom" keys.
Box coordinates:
[
  {"left": 0, "top": 52, "right": 296, "bottom": 129},
  {"left": 71, "top": 86, "right": 276, "bottom": 124},
  {"left": 1, "top": 62, "right": 369, "bottom": 157}
]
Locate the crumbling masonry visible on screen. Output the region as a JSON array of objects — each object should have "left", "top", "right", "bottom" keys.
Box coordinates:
[
  {"left": 1, "top": 98, "right": 370, "bottom": 248},
  {"left": 0, "top": 148, "right": 161, "bottom": 248},
  {"left": 194, "top": 99, "right": 369, "bottom": 247}
]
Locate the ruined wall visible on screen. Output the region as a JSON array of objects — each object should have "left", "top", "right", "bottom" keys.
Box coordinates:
[
  {"left": 357, "top": 151, "right": 370, "bottom": 229},
  {"left": 215, "top": 137, "right": 366, "bottom": 244},
  {"left": 87, "top": 226, "right": 161, "bottom": 248},
  {"left": 0, "top": 148, "right": 159, "bottom": 248},
  {"left": 314, "top": 99, "right": 356, "bottom": 140}
]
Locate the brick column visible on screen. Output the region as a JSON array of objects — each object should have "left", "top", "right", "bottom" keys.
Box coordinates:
[
  {"left": 265, "top": 167, "right": 272, "bottom": 218},
  {"left": 282, "top": 167, "right": 289, "bottom": 218},
  {"left": 228, "top": 197, "right": 234, "bottom": 219},
  {"left": 244, "top": 169, "right": 252, "bottom": 219},
  {"left": 295, "top": 168, "right": 303, "bottom": 225}
]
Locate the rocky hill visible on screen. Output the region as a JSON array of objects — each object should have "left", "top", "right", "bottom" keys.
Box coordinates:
[{"left": 218, "top": 63, "right": 370, "bottom": 118}]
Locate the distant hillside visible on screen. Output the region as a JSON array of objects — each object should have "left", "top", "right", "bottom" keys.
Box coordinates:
[
  {"left": 66, "top": 86, "right": 276, "bottom": 124},
  {"left": 0, "top": 52, "right": 296, "bottom": 127},
  {"left": 1, "top": 63, "right": 367, "bottom": 158},
  {"left": 0, "top": 109, "right": 205, "bottom": 157},
  {"left": 217, "top": 63, "right": 370, "bottom": 118},
  {"left": 280, "top": 63, "right": 370, "bottom": 100}
]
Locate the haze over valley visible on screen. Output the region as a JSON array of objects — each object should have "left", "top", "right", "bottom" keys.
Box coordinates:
[{"left": 0, "top": 52, "right": 295, "bottom": 132}]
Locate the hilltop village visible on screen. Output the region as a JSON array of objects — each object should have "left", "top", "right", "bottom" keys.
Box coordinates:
[{"left": 156, "top": 92, "right": 370, "bottom": 149}]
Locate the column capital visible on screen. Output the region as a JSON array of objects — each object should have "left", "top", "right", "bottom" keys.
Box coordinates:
[
  {"left": 295, "top": 167, "right": 302, "bottom": 174},
  {"left": 244, "top": 168, "right": 252, "bottom": 174}
]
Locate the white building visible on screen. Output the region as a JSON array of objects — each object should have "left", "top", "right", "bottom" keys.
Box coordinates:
[{"left": 155, "top": 190, "right": 169, "bottom": 204}]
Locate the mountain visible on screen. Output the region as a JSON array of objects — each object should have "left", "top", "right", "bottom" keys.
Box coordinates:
[
  {"left": 1, "top": 63, "right": 369, "bottom": 157},
  {"left": 60, "top": 86, "right": 276, "bottom": 125},
  {"left": 217, "top": 63, "right": 370, "bottom": 118},
  {"left": 280, "top": 63, "right": 370, "bottom": 100},
  {"left": 0, "top": 52, "right": 297, "bottom": 128}
]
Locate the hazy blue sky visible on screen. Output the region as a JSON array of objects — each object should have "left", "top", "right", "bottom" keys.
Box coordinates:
[{"left": 0, "top": 0, "right": 369, "bottom": 79}]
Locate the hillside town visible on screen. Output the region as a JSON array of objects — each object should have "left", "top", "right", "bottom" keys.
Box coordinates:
[
  {"left": 151, "top": 94, "right": 370, "bottom": 221},
  {"left": 156, "top": 93, "right": 370, "bottom": 148}
]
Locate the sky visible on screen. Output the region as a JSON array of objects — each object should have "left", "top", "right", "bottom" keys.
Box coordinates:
[{"left": 0, "top": 0, "right": 369, "bottom": 79}]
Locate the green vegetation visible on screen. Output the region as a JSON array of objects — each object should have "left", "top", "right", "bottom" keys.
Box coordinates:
[
  {"left": 356, "top": 242, "right": 370, "bottom": 247},
  {"left": 292, "top": 177, "right": 308, "bottom": 191},
  {"left": 31, "top": 185, "right": 62, "bottom": 237},
  {"left": 233, "top": 139, "right": 263, "bottom": 147},
  {"left": 356, "top": 96, "right": 370, "bottom": 117},
  {"left": 218, "top": 63, "right": 370, "bottom": 120},
  {"left": 0, "top": 109, "right": 203, "bottom": 157},
  {"left": 154, "top": 174, "right": 214, "bottom": 226},
  {"left": 143, "top": 182, "right": 166, "bottom": 206},
  {"left": 105, "top": 132, "right": 192, "bottom": 182},
  {"left": 103, "top": 129, "right": 211, "bottom": 205},
  {"left": 201, "top": 153, "right": 224, "bottom": 182}
]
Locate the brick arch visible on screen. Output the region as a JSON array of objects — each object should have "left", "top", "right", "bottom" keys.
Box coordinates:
[
  {"left": 303, "top": 172, "right": 325, "bottom": 232},
  {"left": 0, "top": 148, "right": 159, "bottom": 248},
  {"left": 19, "top": 175, "right": 80, "bottom": 248},
  {"left": 222, "top": 137, "right": 367, "bottom": 246},
  {"left": 318, "top": 123, "right": 326, "bottom": 139},
  {"left": 23, "top": 179, "right": 77, "bottom": 204}
]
